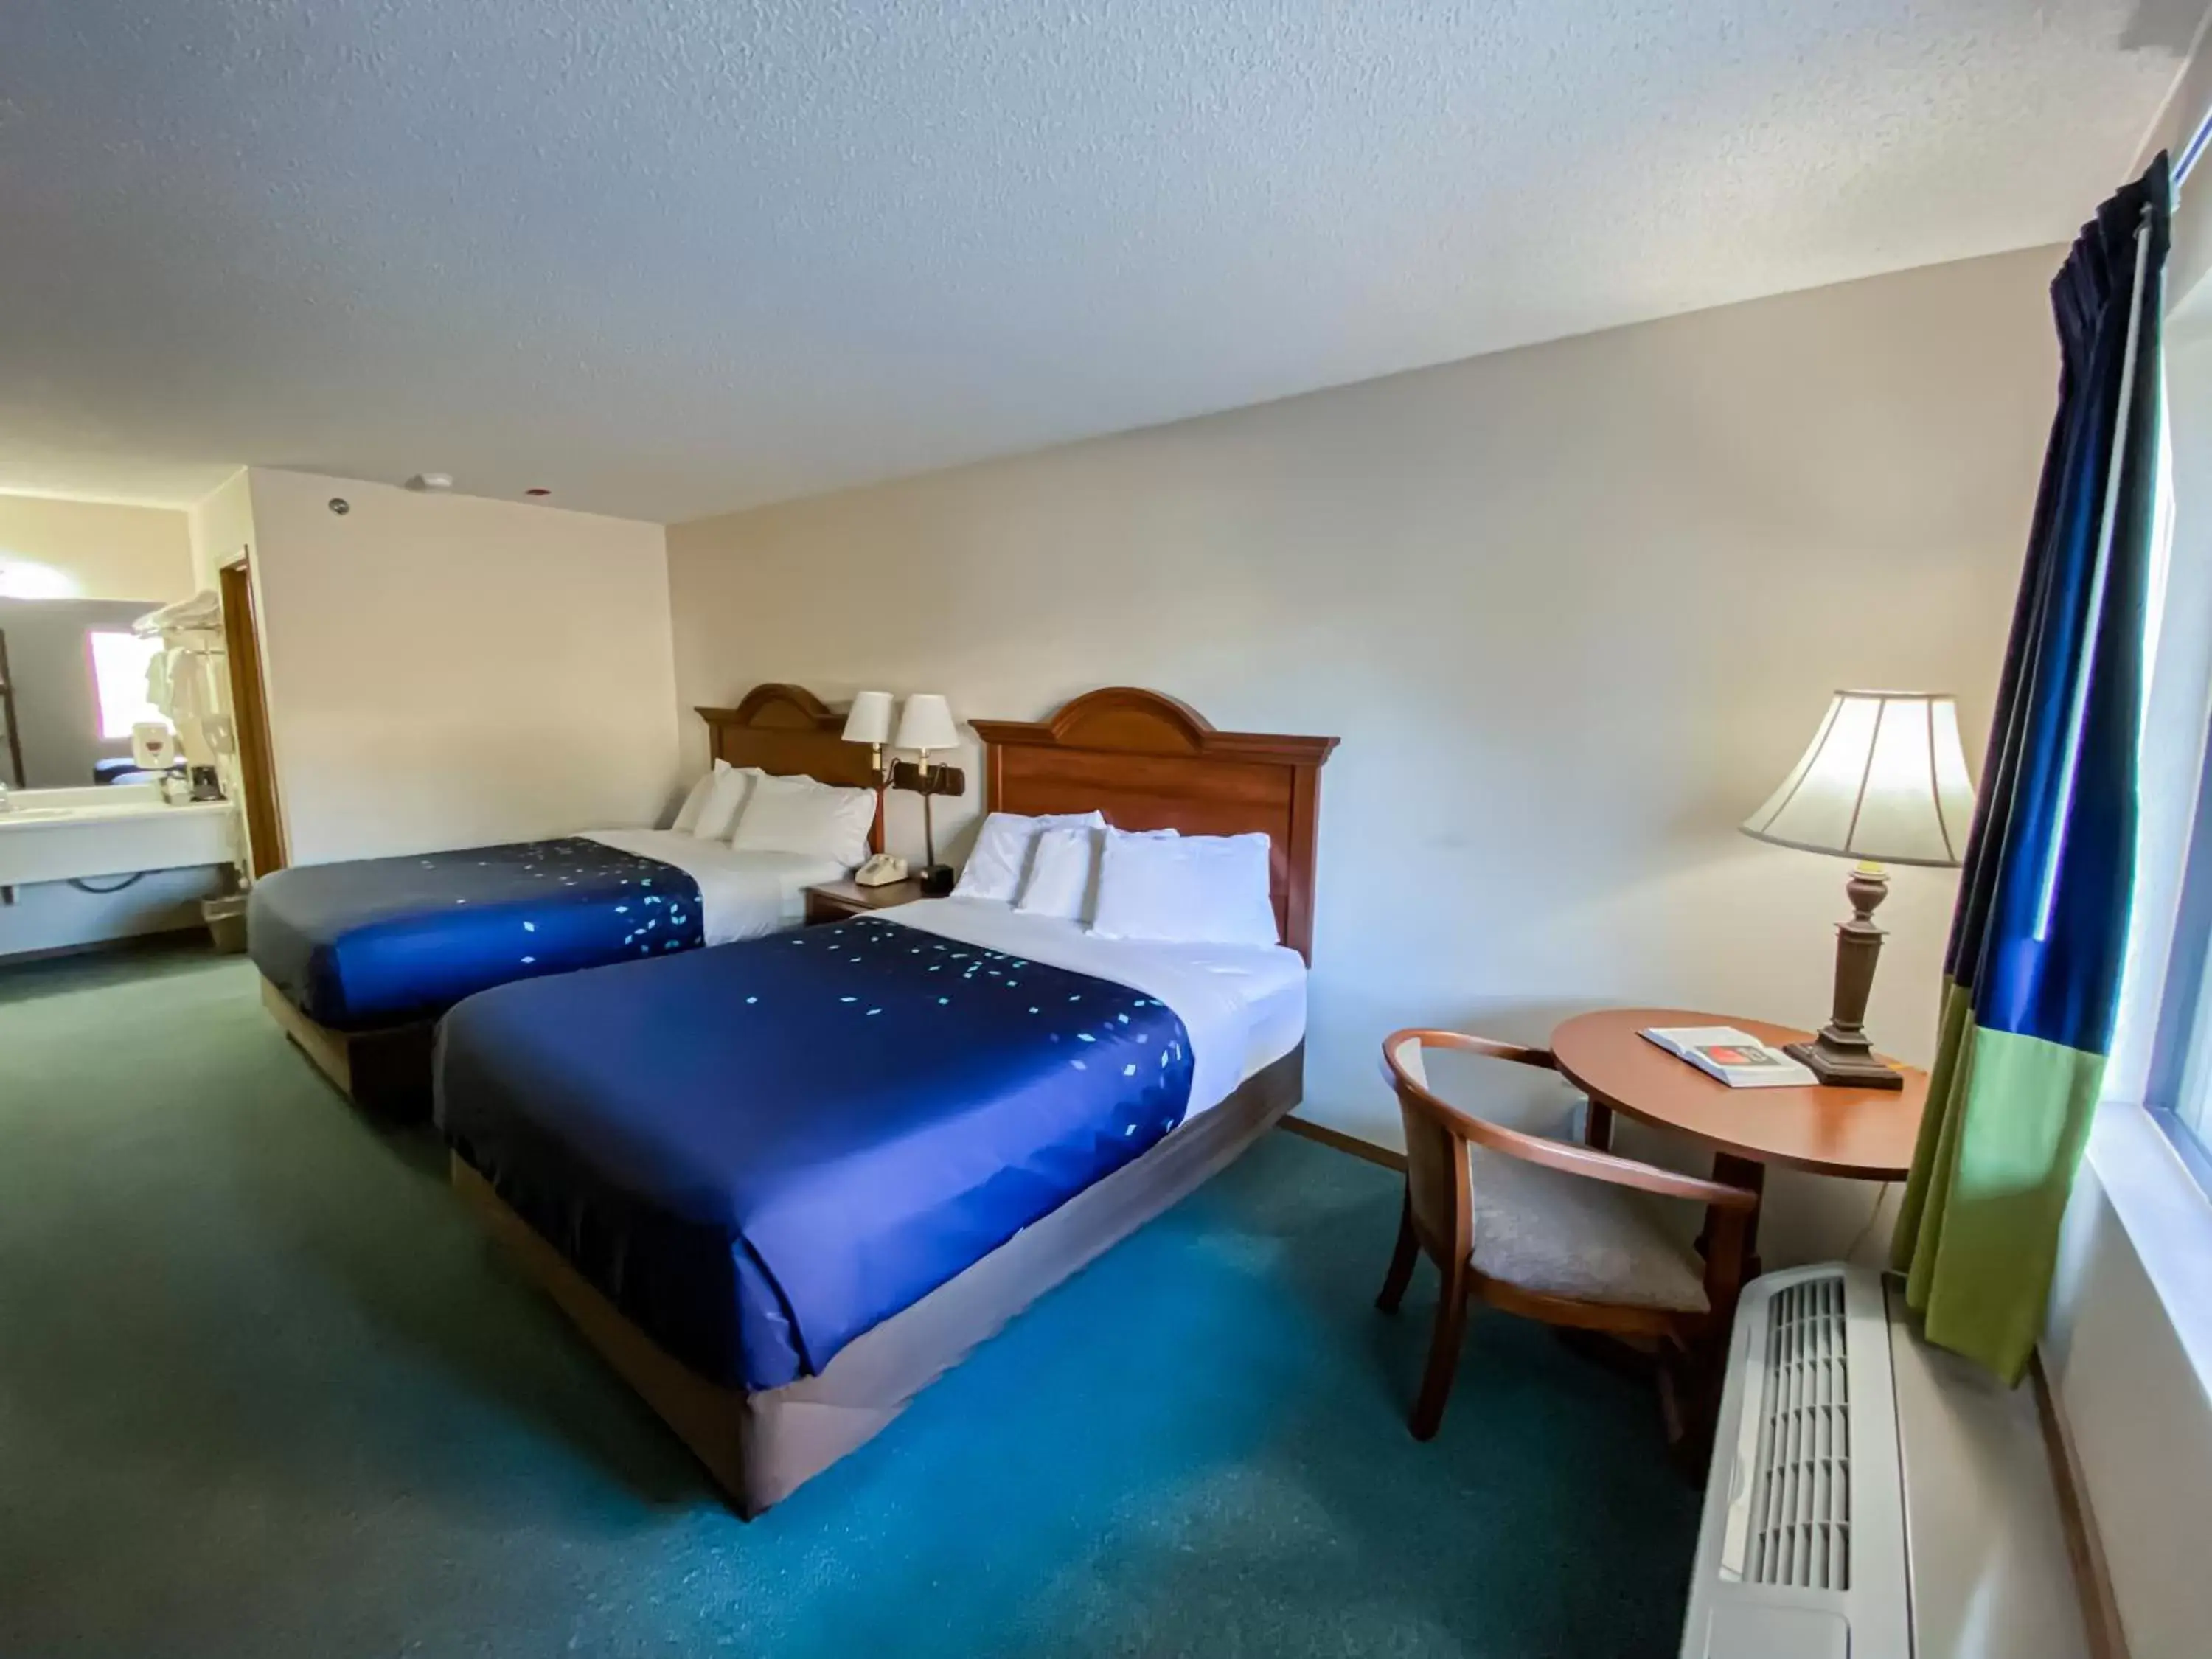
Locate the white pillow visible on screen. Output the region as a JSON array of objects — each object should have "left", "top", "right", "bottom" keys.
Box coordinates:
[
  {"left": 1018, "top": 823, "right": 1180, "bottom": 923},
  {"left": 1014, "top": 824, "right": 1102, "bottom": 922},
  {"left": 1090, "top": 827, "right": 1280, "bottom": 947},
  {"left": 953, "top": 810, "right": 1105, "bottom": 904},
  {"left": 731, "top": 772, "right": 876, "bottom": 869},
  {"left": 669, "top": 760, "right": 728, "bottom": 832},
  {"left": 692, "top": 765, "right": 762, "bottom": 841}
]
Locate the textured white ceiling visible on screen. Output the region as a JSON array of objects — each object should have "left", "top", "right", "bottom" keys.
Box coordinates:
[{"left": 0, "top": 2, "right": 2201, "bottom": 521}]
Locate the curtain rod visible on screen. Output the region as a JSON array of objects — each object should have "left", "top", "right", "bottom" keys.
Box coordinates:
[{"left": 2178, "top": 105, "right": 2212, "bottom": 189}]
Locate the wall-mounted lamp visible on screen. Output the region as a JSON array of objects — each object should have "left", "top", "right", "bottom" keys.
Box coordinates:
[
  {"left": 891, "top": 692, "right": 964, "bottom": 895},
  {"left": 841, "top": 689, "right": 897, "bottom": 787}
]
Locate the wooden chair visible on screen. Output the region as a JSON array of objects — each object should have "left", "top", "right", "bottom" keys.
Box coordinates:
[{"left": 1376, "top": 1029, "right": 1761, "bottom": 1441}]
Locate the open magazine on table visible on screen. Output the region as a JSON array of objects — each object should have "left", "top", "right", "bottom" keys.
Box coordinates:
[{"left": 1638, "top": 1025, "right": 1815, "bottom": 1088}]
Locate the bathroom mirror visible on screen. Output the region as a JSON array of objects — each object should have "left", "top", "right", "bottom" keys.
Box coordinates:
[{"left": 0, "top": 596, "right": 173, "bottom": 790}]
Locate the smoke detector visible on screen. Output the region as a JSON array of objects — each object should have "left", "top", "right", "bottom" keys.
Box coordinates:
[{"left": 406, "top": 472, "right": 454, "bottom": 492}]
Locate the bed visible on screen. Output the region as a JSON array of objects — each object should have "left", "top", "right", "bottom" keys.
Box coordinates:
[
  {"left": 437, "top": 686, "right": 1337, "bottom": 1514},
  {"left": 251, "top": 684, "right": 881, "bottom": 1116}
]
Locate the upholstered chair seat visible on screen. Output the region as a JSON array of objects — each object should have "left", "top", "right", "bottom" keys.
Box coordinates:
[
  {"left": 1376, "top": 1029, "right": 1759, "bottom": 1441},
  {"left": 1467, "top": 1147, "right": 1709, "bottom": 1312}
]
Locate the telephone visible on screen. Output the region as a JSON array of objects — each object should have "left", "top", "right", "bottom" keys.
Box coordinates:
[{"left": 854, "top": 853, "right": 910, "bottom": 888}]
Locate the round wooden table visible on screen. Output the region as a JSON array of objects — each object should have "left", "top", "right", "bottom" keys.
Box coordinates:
[
  {"left": 1551, "top": 1008, "right": 1929, "bottom": 1180},
  {"left": 1551, "top": 1008, "right": 1930, "bottom": 1287}
]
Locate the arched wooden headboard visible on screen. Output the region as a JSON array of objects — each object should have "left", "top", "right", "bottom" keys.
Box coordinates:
[
  {"left": 694, "top": 684, "right": 884, "bottom": 853},
  {"left": 970, "top": 688, "right": 1338, "bottom": 961}
]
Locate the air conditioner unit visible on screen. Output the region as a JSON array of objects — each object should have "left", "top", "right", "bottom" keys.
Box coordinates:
[{"left": 1680, "top": 1264, "right": 2092, "bottom": 1659}]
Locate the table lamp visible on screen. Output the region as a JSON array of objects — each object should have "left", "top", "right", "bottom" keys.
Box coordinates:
[
  {"left": 1741, "top": 691, "right": 1975, "bottom": 1089},
  {"left": 893, "top": 692, "right": 962, "bottom": 895}
]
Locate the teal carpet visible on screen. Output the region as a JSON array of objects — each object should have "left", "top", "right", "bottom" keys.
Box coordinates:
[{"left": 0, "top": 945, "right": 1698, "bottom": 1657}]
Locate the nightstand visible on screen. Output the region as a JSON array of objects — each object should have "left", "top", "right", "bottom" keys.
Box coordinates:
[{"left": 804, "top": 876, "right": 928, "bottom": 925}]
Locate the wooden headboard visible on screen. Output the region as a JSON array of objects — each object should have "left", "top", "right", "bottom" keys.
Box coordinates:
[
  {"left": 695, "top": 684, "right": 884, "bottom": 853},
  {"left": 971, "top": 689, "right": 1338, "bottom": 961}
]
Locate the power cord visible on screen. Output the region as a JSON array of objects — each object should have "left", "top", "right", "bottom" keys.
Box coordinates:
[
  {"left": 1845, "top": 1181, "right": 1893, "bottom": 1264},
  {"left": 68, "top": 872, "right": 148, "bottom": 895}
]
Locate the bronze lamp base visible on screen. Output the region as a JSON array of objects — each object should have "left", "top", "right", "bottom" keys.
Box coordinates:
[
  {"left": 889, "top": 757, "right": 966, "bottom": 901},
  {"left": 1794, "top": 861, "right": 1905, "bottom": 1091}
]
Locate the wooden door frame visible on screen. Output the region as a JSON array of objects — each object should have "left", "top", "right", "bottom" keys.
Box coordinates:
[
  {"left": 218, "top": 556, "right": 288, "bottom": 877},
  {"left": 0, "top": 627, "right": 26, "bottom": 788}
]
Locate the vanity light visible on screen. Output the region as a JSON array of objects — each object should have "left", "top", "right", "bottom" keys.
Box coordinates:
[{"left": 0, "top": 558, "right": 79, "bottom": 599}]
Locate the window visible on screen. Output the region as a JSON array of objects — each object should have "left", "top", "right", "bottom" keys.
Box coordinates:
[
  {"left": 2146, "top": 750, "right": 2212, "bottom": 1187},
  {"left": 2137, "top": 338, "right": 2212, "bottom": 1187},
  {"left": 2166, "top": 945, "right": 2212, "bottom": 1145},
  {"left": 86, "top": 630, "right": 166, "bottom": 741}
]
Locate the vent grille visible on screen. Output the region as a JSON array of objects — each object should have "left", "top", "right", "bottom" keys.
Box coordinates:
[{"left": 1745, "top": 1272, "right": 1853, "bottom": 1590}]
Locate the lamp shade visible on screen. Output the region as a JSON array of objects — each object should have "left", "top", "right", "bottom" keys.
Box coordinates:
[
  {"left": 894, "top": 692, "right": 959, "bottom": 754},
  {"left": 1742, "top": 691, "right": 1975, "bottom": 869},
  {"left": 841, "top": 689, "right": 894, "bottom": 746}
]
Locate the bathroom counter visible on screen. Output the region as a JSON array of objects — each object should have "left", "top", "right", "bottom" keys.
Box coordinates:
[{"left": 0, "top": 787, "right": 236, "bottom": 888}]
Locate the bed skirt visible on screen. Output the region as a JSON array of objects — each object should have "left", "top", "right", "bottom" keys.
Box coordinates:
[
  {"left": 453, "top": 1042, "right": 1304, "bottom": 1517},
  {"left": 260, "top": 973, "right": 437, "bottom": 1119}
]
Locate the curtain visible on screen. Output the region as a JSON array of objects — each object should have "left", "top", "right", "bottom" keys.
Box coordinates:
[{"left": 1891, "top": 154, "right": 2172, "bottom": 1383}]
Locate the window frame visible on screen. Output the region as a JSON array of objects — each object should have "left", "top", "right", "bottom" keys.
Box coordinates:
[{"left": 2145, "top": 687, "right": 2212, "bottom": 1188}]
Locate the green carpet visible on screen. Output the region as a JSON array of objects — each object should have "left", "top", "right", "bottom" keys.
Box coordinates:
[{"left": 0, "top": 945, "right": 1699, "bottom": 1657}]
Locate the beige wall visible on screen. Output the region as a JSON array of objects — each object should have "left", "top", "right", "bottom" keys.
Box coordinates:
[
  {"left": 0, "top": 492, "right": 193, "bottom": 603},
  {"left": 666, "top": 246, "right": 2059, "bottom": 1263},
  {"left": 247, "top": 470, "right": 679, "bottom": 864},
  {"left": 2045, "top": 1116, "right": 2212, "bottom": 1659},
  {"left": 187, "top": 470, "right": 256, "bottom": 591}
]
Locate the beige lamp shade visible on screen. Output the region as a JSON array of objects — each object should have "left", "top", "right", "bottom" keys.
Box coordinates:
[
  {"left": 894, "top": 692, "right": 959, "bottom": 754},
  {"left": 1742, "top": 691, "right": 1975, "bottom": 869},
  {"left": 841, "top": 689, "right": 895, "bottom": 746}
]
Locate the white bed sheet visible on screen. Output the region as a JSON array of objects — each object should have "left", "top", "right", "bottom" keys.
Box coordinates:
[
  {"left": 883, "top": 897, "right": 1307, "bottom": 1122},
  {"left": 582, "top": 829, "right": 846, "bottom": 946}
]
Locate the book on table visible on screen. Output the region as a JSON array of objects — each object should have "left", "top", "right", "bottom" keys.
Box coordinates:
[{"left": 1638, "top": 1026, "right": 1815, "bottom": 1088}]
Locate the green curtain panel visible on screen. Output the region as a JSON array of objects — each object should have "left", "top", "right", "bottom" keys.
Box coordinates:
[{"left": 1892, "top": 156, "right": 2171, "bottom": 1383}]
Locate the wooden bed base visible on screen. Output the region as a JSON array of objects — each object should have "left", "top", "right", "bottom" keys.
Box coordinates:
[
  {"left": 260, "top": 973, "right": 437, "bottom": 1118},
  {"left": 455, "top": 1045, "right": 1304, "bottom": 1517}
]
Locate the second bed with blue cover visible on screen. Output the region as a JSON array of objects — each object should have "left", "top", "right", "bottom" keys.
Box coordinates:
[
  {"left": 249, "top": 836, "right": 706, "bottom": 1030},
  {"left": 437, "top": 915, "right": 1196, "bottom": 1391}
]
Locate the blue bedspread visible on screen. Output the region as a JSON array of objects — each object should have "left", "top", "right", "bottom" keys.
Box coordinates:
[
  {"left": 250, "top": 838, "right": 704, "bottom": 1030},
  {"left": 437, "top": 917, "right": 1194, "bottom": 1390}
]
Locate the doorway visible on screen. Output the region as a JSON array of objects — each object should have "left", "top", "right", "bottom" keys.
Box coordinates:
[
  {"left": 218, "top": 558, "right": 287, "bottom": 877},
  {"left": 0, "top": 627, "right": 24, "bottom": 788}
]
